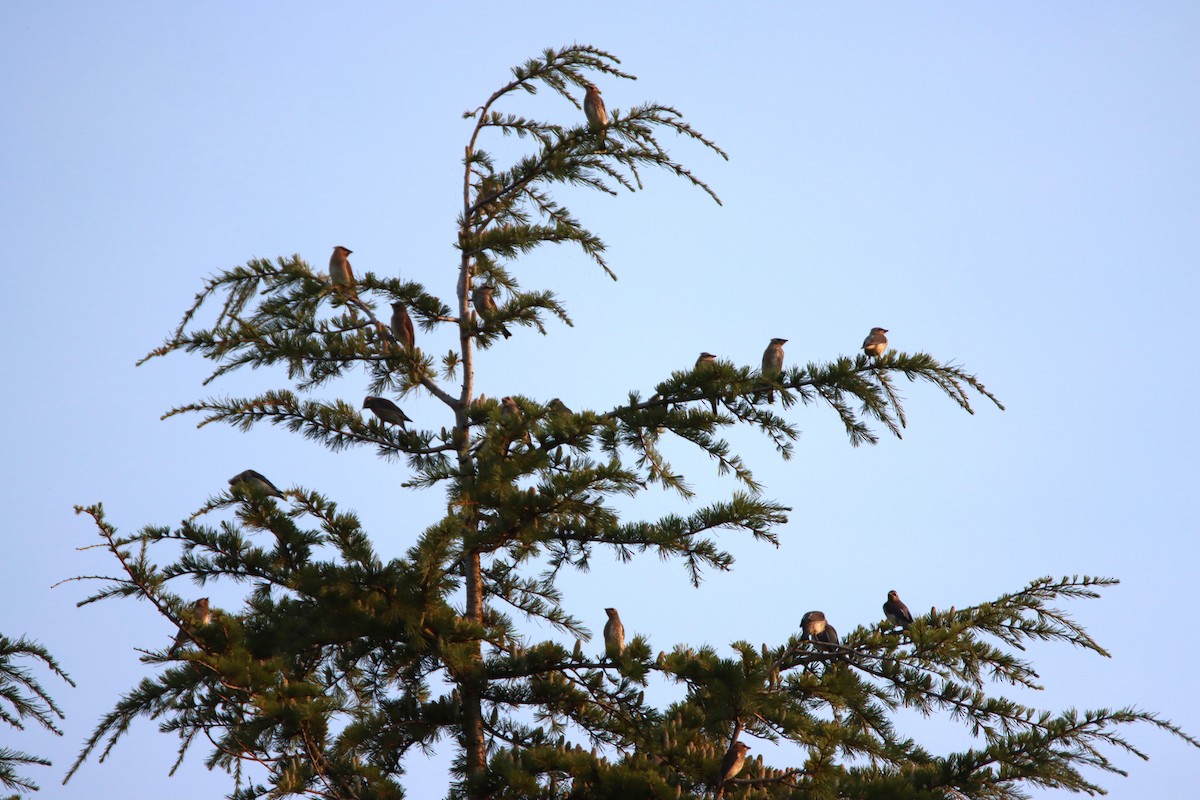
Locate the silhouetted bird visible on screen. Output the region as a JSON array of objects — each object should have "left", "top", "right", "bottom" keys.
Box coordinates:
[
  {"left": 547, "top": 398, "right": 573, "bottom": 416},
  {"left": 603, "top": 607, "right": 626, "bottom": 659},
  {"left": 363, "top": 396, "right": 412, "bottom": 428},
  {"left": 228, "top": 470, "right": 284, "bottom": 498},
  {"left": 168, "top": 598, "right": 212, "bottom": 656},
  {"left": 695, "top": 351, "right": 719, "bottom": 414},
  {"left": 883, "top": 590, "right": 914, "bottom": 629}
]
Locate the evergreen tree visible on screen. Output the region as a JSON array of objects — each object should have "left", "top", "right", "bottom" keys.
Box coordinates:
[
  {"left": 67, "top": 44, "right": 1195, "bottom": 799},
  {"left": 0, "top": 634, "right": 73, "bottom": 798}
]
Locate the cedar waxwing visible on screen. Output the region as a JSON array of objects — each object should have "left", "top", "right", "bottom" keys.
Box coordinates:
[
  {"left": 168, "top": 598, "right": 212, "bottom": 656},
  {"left": 883, "top": 590, "right": 914, "bottom": 629},
  {"left": 547, "top": 398, "right": 573, "bottom": 416},
  {"left": 228, "top": 470, "right": 284, "bottom": 498},
  {"left": 583, "top": 83, "right": 608, "bottom": 152},
  {"left": 329, "top": 246, "right": 355, "bottom": 290},
  {"left": 695, "top": 352, "right": 719, "bottom": 414},
  {"left": 603, "top": 607, "right": 626, "bottom": 659},
  {"left": 761, "top": 337, "right": 787, "bottom": 403},
  {"left": 800, "top": 610, "right": 840, "bottom": 650},
  {"left": 363, "top": 396, "right": 412, "bottom": 428},
  {"left": 863, "top": 327, "right": 889, "bottom": 358},
  {"left": 500, "top": 396, "right": 531, "bottom": 448},
  {"left": 716, "top": 741, "right": 751, "bottom": 796},
  {"left": 472, "top": 285, "right": 512, "bottom": 339},
  {"left": 391, "top": 302, "right": 415, "bottom": 351}
]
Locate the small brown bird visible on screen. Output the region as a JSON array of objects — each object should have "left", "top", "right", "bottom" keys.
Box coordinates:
[
  {"left": 168, "top": 598, "right": 212, "bottom": 656},
  {"left": 363, "top": 396, "right": 412, "bottom": 429},
  {"left": 695, "top": 352, "right": 719, "bottom": 414},
  {"left": 500, "top": 396, "right": 531, "bottom": 448},
  {"left": 583, "top": 83, "right": 609, "bottom": 152},
  {"left": 863, "top": 327, "right": 889, "bottom": 358},
  {"left": 472, "top": 284, "right": 512, "bottom": 338},
  {"left": 762, "top": 337, "right": 787, "bottom": 402},
  {"left": 883, "top": 590, "right": 914, "bottom": 629},
  {"left": 329, "top": 246, "right": 355, "bottom": 289},
  {"left": 800, "top": 610, "right": 840, "bottom": 650},
  {"left": 228, "top": 470, "right": 284, "bottom": 498},
  {"left": 716, "top": 741, "right": 751, "bottom": 796},
  {"left": 603, "top": 607, "right": 626, "bottom": 659},
  {"left": 391, "top": 301, "right": 415, "bottom": 351},
  {"left": 547, "top": 398, "right": 573, "bottom": 416}
]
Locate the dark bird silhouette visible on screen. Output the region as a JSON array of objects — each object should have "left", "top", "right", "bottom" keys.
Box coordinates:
[
  {"left": 761, "top": 337, "right": 787, "bottom": 402},
  {"left": 603, "top": 607, "right": 626, "bottom": 659},
  {"left": 228, "top": 470, "right": 284, "bottom": 498},
  {"left": 363, "top": 396, "right": 411, "bottom": 429},
  {"left": 583, "top": 83, "right": 609, "bottom": 152},
  {"left": 883, "top": 590, "right": 914, "bottom": 629},
  {"left": 391, "top": 301, "right": 415, "bottom": 351},
  {"left": 695, "top": 351, "right": 719, "bottom": 414},
  {"left": 168, "top": 598, "right": 212, "bottom": 656},
  {"left": 547, "top": 398, "right": 573, "bottom": 416},
  {"left": 863, "top": 327, "right": 889, "bottom": 358}
]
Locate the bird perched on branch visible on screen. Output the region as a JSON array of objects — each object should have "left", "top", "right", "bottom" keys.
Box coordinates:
[
  {"left": 603, "top": 607, "right": 625, "bottom": 660},
  {"left": 583, "top": 83, "right": 609, "bottom": 152},
  {"left": 800, "top": 610, "right": 840, "bottom": 650},
  {"left": 168, "top": 598, "right": 212, "bottom": 656},
  {"left": 329, "top": 246, "right": 355, "bottom": 291},
  {"left": 761, "top": 337, "right": 787, "bottom": 403},
  {"left": 883, "top": 590, "right": 914, "bottom": 629},
  {"left": 862, "top": 327, "right": 888, "bottom": 359},
  {"left": 547, "top": 398, "right": 573, "bottom": 416},
  {"left": 363, "top": 396, "right": 412, "bottom": 429},
  {"left": 228, "top": 470, "right": 285, "bottom": 498},
  {"left": 391, "top": 301, "right": 415, "bottom": 351},
  {"left": 716, "top": 741, "right": 750, "bottom": 797},
  {"left": 472, "top": 284, "right": 511, "bottom": 338},
  {"left": 500, "top": 396, "right": 531, "bottom": 450},
  {"left": 695, "top": 351, "right": 719, "bottom": 414}
]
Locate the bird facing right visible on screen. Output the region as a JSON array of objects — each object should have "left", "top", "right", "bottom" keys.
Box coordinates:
[
  {"left": 716, "top": 741, "right": 751, "bottom": 795},
  {"left": 883, "top": 590, "right": 914, "bottom": 629},
  {"left": 168, "top": 597, "right": 212, "bottom": 656},
  {"left": 329, "top": 246, "right": 355, "bottom": 289},
  {"left": 228, "top": 470, "right": 284, "bottom": 498},
  {"left": 862, "top": 327, "right": 888, "bottom": 358},
  {"left": 603, "top": 607, "right": 625, "bottom": 659}
]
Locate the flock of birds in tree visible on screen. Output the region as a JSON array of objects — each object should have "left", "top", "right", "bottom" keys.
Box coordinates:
[{"left": 187, "top": 87, "right": 903, "bottom": 794}]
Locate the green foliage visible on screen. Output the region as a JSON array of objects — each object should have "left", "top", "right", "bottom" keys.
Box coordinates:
[
  {"left": 67, "top": 43, "right": 1194, "bottom": 800},
  {"left": 0, "top": 634, "right": 74, "bottom": 797}
]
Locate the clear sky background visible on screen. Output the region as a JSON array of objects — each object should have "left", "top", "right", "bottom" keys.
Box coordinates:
[{"left": 2, "top": 3, "right": 1197, "bottom": 798}]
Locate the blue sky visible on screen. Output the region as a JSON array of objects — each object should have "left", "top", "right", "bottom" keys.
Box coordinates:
[{"left": 2, "top": 3, "right": 1197, "bottom": 798}]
